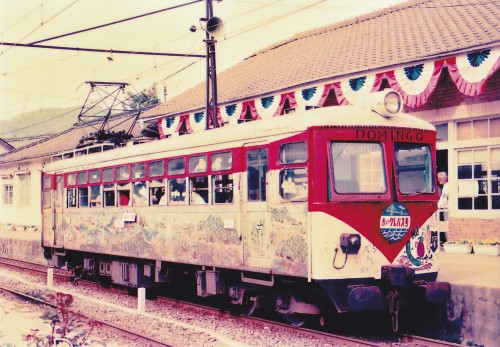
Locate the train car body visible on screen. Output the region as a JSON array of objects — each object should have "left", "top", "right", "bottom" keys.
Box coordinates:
[{"left": 41, "top": 91, "right": 449, "bottom": 328}]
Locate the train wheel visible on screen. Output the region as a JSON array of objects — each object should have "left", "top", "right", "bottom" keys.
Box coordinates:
[
  {"left": 241, "top": 294, "right": 258, "bottom": 317},
  {"left": 284, "top": 313, "right": 307, "bottom": 327}
]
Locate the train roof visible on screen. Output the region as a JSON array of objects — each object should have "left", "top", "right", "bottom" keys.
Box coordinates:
[{"left": 44, "top": 105, "right": 435, "bottom": 173}]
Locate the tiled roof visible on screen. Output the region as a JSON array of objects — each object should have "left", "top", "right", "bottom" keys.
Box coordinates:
[
  {"left": 0, "top": 115, "right": 142, "bottom": 164},
  {"left": 142, "top": 0, "right": 500, "bottom": 119}
]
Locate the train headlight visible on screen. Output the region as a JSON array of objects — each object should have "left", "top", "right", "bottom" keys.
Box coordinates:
[
  {"left": 371, "top": 89, "right": 402, "bottom": 117},
  {"left": 340, "top": 233, "right": 361, "bottom": 254}
]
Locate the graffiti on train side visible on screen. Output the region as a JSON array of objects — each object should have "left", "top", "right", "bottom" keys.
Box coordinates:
[
  {"left": 270, "top": 206, "right": 307, "bottom": 276},
  {"left": 62, "top": 211, "right": 242, "bottom": 268}
]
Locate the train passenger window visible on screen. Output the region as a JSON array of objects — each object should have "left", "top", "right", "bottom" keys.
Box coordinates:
[
  {"left": 280, "top": 168, "right": 308, "bottom": 201},
  {"left": 90, "top": 170, "right": 100, "bottom": 184},
  {"left": 117, "top": 165, "right": 130, "bottom": 181},
  {"left": 247, "top": 148, "right": 268, "bottom": 201},
  {"left": 190, "top": 176, "right": 209, "bottom": 204},
  {"left": 43, "top": 175, "right": 52, "bottom": 189},
  {"left": 213, "top": 174, "right": 233, "bottom": 203},
  {"left": 395, "top": 143, "right": 434, "bottom": 194},
  {"left": 78, "top": 187, "right": 89, "bottom": 207},
  {"left": 67, "top": 173, "right": 76, "bottom": 186},
  {"left": 331, "top": 142, "right": 386, "bottom": 194},
  {"left": 149, "top": 180, "right": 165, "bottom": 205},
  {"left": 67, "top": 188, "right": 77, "bottom": 208},
  {"left": 103, "top": 184, "right": 115, "bottom": 207},
  {"left": 212, "top": 152, "right": 232, "bottom": 171},
  {"left": 132, "top": 163, "right": 146, "bottom": 179},
  {"left": 280, "top": 142, "right": 307, "bottom": 164},
  {"left": 133, "top": 182, "right": 148, "bottom": 206},
  {"left": 103, "top": 168, "right": 114, "bottom": 183},
  {"left": 90, "top": 186, "right": 102, "bottom": 207},
  {"left": 42, "top": 191, "right": 51, "bottom": 209},
  {"left": 117, "top": 183, "right": 131, "bottom": 206},
  {"left": 168, "top": 158, "right": 185, "bottom": 175},
  {"left": 77, "top": 171, "right": 88, "bottom": 185},
  {"left": 169, "top": 178, "right": 186, "bottom": 204},
  {"left": 149, "top": 160, "right": 164, "bottom": 177},
  {"left": 189, "top": 155, "right": 207, "bottom": 173}
]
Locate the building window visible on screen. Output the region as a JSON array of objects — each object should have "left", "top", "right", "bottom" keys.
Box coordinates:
[
  {"left": 457, "top": 147, "right": 500, "bottom": 210},
  {"left": 457, "top": 117, "right": 500, "bottom": 141},
  {"left": 19, "top": 175, "right": 30, "bottom": 205},
  {"left": 3, "top": 185, "right": 13, "bottom": 205}
]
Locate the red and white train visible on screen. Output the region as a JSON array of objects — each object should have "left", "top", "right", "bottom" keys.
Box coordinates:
[{"left": 41, "top": 90, "right": 450, "bottom": 329}]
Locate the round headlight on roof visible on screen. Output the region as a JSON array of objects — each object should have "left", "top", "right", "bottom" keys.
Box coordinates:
[{"left": 371, "top": 89, "right": 403, "bottom": 117}]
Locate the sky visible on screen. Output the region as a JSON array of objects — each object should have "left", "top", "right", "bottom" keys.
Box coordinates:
[{"left": 0, "top": 0, "right": 405, "bottom": 134}]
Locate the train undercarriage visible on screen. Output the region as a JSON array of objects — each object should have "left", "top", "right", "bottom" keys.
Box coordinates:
[{"left": 45, "top": 248, "right": 450, "bottom": 330}]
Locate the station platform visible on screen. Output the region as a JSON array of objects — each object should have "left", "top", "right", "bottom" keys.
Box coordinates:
[{"left": 0, "top": 229, "right": 498, "bottom": 345}]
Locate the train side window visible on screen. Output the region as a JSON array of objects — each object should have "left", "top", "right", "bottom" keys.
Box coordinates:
[
  {"left": 90, "top": 170, "right": 100, "bottom": 184},
  {"left": 149, "top": 160, "right": 164, "bottom": 177},
  {"left": 189, "top": 155, "right": 207, "bottom": 173},
  {"left": 117, "top": 183, "right": 131, "bottom": 206},
  {"left": 190, "top": 176, "right": 209, "bottom": 204},
  {"left": 212, "top": 152, "right": 232, "bottom": 171},
  {"left": 90, "top": 186, "right": 102, "bottom": 207},
  {"left": 247, "top": 148, "right": 268, "bottom": 201},
  {"left": 67, "top": 188, "right": 77, "bottom": 208},
  {"left": 280, "top": 141, "right": 307, "bottom": 164},
  {"left": 67, "top": 173, "right": 76, "bottom": 186},
  {"left": 169, "top": 178, "right": 186, "bottom": 204},
  {"left": 213, "top": 174, "right": 233, "bottom": 203},
  {"left": 168, "top": 158, "right": 185, "bottom": 175},
  {"left": 133, "top": 181, "right": 148, "bottom": 206},
  {"left": 42, "top": 191, "right": 51, "bottom": 209},
  {"left": 280, "top": 168, "right": 308, "bottom": 202},
  {"left": 103, "top": 168, "right": 115, "bottom": 183},
  {"left": 78, "top": 187, "right": 89, "bottom": 207},
  {"left": 117, "top": 165, "right": 130, "bottom": 181},
  {"left": 103, "top": 184, "right": 116, "bottom": 207},
  {"left": 330, "top": 142, "right": 386, "bottom": 194},
  {"left": 77, "top": 171, "right": 88, "bottom": 185},
  {"left": 43, "top": 175, "right": 52, "bottom": 189},
  {"left": 149, "top": 179, "right": 165, "bottom": 205},
  {"left": 132, "top": 163, "right": 146, "bottom": 179}
]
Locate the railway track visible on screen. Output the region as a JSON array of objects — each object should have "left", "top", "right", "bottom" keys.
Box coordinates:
[
  {"left": 0, "top": 285, "right": 170, "bottom": 347},
  {"left": 0, "top": 257, "right": 460, "bottom": 347}
]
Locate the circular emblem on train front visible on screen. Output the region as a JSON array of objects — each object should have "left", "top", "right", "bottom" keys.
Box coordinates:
[{"left": 380, "top": 203, "right": 411, "bottom": 243}]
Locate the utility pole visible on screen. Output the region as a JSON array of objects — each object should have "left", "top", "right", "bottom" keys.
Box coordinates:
[{"left": 205, "top": 0, "right": 219, "bottom": 130}]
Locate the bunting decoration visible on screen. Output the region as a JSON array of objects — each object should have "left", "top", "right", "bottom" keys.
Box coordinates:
[
  {"left": 222, "top": 103, "right": 241, "bottom": 125},
  {"left": 299, "top": 85, "right": 323, "bottom": 109},
  {"left": 274, "top": 92, "right": 298, "bottom": 116},
  {"left": 378, "top": 60, "right": 444, "bottom": 108},
  {"left": 154, "top": 48, "right": 498, "bottom": 139},
  {"left": 447, "top": 48, "right": 500, "bottom": 96},
  {"left": 255, "top": 94, "right": 278, "bottom": 119},
  {"left": 190, "top": 111, "right": 205, "bottom": 133},
  {"left": 340, "top": 75, "right": 376, "bottom": 105}
]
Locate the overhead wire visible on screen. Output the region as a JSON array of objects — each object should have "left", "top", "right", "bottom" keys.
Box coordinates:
[
  {"left": 2, "top": 0, "right": 329, "bottom": 135},
  {"left": 1, "top": 0, "right": 80, "bottom": 56}
]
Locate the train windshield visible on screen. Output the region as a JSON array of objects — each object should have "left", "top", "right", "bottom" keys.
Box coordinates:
[
  {"left": 395, "top": 143, "right": 434, "bottom": 194},
  {"left": 331, "top": 142, "right": 386, "bottom": 194}
]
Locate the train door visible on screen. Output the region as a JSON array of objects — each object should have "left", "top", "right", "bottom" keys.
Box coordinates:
[
  {"left": 53, "top": 174, "right": 64, "bottom": 247},
  {"left": 242, "top": 147, "right": 271, "bottom": 268}
]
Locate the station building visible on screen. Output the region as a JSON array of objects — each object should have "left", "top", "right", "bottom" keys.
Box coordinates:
[{"left": 1, "top": 0, "right": 499, "bottom": 242}]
